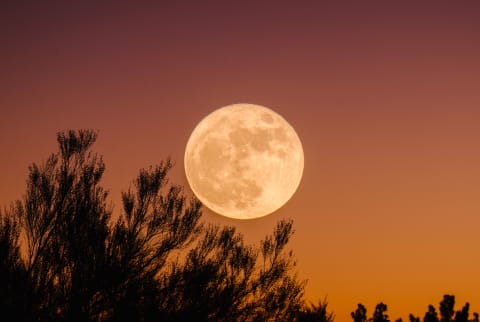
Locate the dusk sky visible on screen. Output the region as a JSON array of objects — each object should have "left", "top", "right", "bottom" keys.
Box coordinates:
[{"left": 2, "top": 1, "right": 480, "bottom": 320}]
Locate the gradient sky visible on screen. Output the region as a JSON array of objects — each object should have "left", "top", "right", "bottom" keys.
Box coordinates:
[{"left": 2, "top": 1, "right": 480, "bottom": 320}]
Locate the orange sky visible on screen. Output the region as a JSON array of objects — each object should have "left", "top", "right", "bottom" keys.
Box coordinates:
[{"left": 1, "top": 1, "right": 480, "bottom": 320}]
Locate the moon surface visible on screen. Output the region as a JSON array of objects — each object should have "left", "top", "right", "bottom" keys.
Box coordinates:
[{"left": 184, "top": 103, "right": 304, "bottom": 219}]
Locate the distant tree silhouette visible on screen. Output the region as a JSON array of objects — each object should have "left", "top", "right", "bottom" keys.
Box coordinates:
[
  {"left": 454, "top": 302, "right": 471, "bottom": 322},
  {"left": 350, "top": 302, "right": 390, "bottom": 322},
  {"left": 424, "top": 305, "right": 440, "bottom": 322},
  {"left": 0, "top": 129, "right": 308, "bottom": 322},
  {"left": 297, "top": 298, "right": 335, "bottom": 322},
  {"left": 352, "top": 303, "right": 368, "bottom": 322},
  {"left": 440, "top": 295, "right": 456, "bottom": 322},
  {"left": 353, "top": 295, "right": 479, "bottom": 322},
  {"left": 372, "top": 302, "right": 390, "bottom": 322},
  {"left": 409, "top": 315, "right": 421, "bottom": 322}
]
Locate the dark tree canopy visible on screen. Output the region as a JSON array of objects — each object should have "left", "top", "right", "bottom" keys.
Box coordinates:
[
  {"left": 351, "top": 303, "right": 368, "bottom": 322},
  {"left": 297, "top": 298, "right": 335, "bottom": 322},
  {"left": 0, "top": 210, "right": 27, "bottom": 318},
  {"left": 0, "top": 129, "right": 312, "bottom": 322},
  {"left": 372, "top": 303, "right": 390, "bottom": 322},
  {"left": 424, "top": 305, "right": 440, "bottom": 322},
  {"left": 440, "top": 295, "right": 456, "bottom": 322},
  {"left": 353, "top": 296, "right": 479, "bottom": 322}
]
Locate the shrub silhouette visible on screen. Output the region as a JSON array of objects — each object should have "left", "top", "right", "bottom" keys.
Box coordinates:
[
  {"left": 297, "top": 298, "right": 335, "bottom": 322},
  {"left": 0, "top": 129, "right": 308, "bottom": 322},
  {"left": 351, "top": 303, "right": 368, "bottom": 322},
  {"left": 353, "top": 295, "right": 479, "bottom": 322},
  {"left": 372, "top": 303, "right": 390, "bottom": 322},
  {"left": 0, "top": 211, "right": 29, "bottom": 319}
]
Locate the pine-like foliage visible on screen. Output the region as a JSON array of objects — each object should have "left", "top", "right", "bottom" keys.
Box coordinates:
[{"left": 0, "top": 129, "right": 306, "bottom": 322}]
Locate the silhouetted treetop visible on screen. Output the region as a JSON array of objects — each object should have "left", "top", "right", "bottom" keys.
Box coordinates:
[
  {"left": 372, "top": 302, "right": 390, "bottom": 322},
  {"left": 351, "top": 303, "right": 368, "bottom": 322},
  {"left": 353, "top": 295, "right": 479, "bottom": 322},
  {"left": 0, "top": 129, "right": 308, "bottom": 322},
  {"left": 0, "top": 210, "right": 27, "bottom": 318},
  {"left": 440, "top": 295, "right": 456, "bottom": 322},
  {"left": 298, "top": 298, "right": 335, "bottom": 322},
  {"left": 424, "top": 305, "right": 440, "bottom": 322}
]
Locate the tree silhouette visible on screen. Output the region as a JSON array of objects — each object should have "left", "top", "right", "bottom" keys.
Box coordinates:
[
  {"left": 372, "top": 302, "right": 390, "bottom": 322},
  {"left": 353, "top": 295, "right": 479, "bottom": 322},
  {"left": 350, "top": 302, "right": 390, "bottom": 322},
  {"left": 424, "top": 305, "right": 440, "bottom": 322},
  {"left": 0, "top": 210, "right": 29, "bottom": 319},
  {"left": 0, "top": 129, "right": 307, "bottom": 321},
  {"left": 297, "top": 298, "right": 335, "bottom": 322},
  {"left": 409, "top": 315, "right": 421, "bottom": 322},
  {"left": 155, "top": 219, "right": 305, "bottom": 321},
  {"left": 440, "top": 295, "right": 456, "bottom": 322},
  {"left": 12, "top": 130, "right": 114, "bottom": 321},
  {"left": 352, "top": 303, "right": 368, "bottom": 322},
  {"left": 454, "top": 302, "right": 471, "bottom": 322}
]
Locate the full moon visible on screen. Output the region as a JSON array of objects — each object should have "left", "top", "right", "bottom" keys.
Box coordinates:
[{"left": 184, "top": 103, "right": 304, "bottom": 219}]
